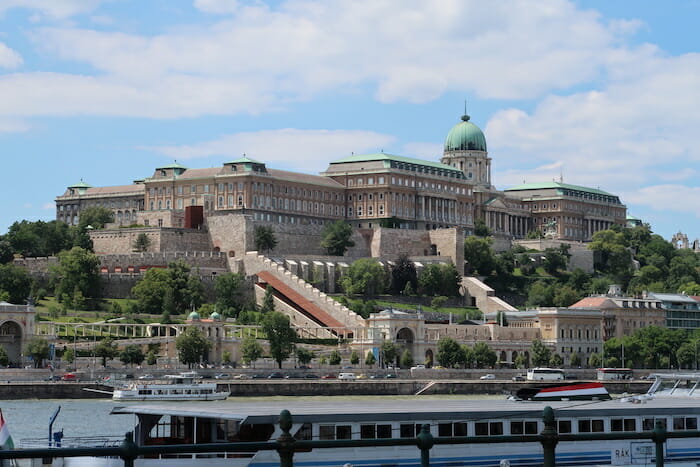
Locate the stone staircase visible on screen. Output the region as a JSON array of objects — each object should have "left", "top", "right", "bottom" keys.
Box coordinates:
[{"left": 244, "top": 252, "right": 366, "bottom": 330}]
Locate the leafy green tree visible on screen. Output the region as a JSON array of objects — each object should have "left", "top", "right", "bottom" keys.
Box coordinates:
[
  {"left": 514, "top": 354, "right": 527, "bottom": 369},
  {"left": 553, "top": 285, "right": 580, "bottom": 307},
  {"left": 222, "top": 350, "right": 232, "bottom": 365},
  {"left": 0, "top": 239, "right": 13, "bottom": 264},
  {"left": 26, "top": 337, "right": 50, "bottom": 368},
  {"left": 464, "top": 235, "right": 496, "bottom": 275},
  {"left": 400, "top": 349, "right": 414, "bottom": 368},
  {"left": 542, "top": 248, "right": 567, "bottom": 274},
  {"left": 62, "top": 347, "right": 75, "bottom": 364},
  {"left": 95, "top": 338, "right": 118, "bottom": 367},
  {"left": 296, "top": 347, "right": 314, "bottom": 366},
  {"left": 119, "top": 345, "right": 145, "bottom": 367},
  {"left": 365, "top": 350, "right": 376, "bottom": 367},
  {"left": 254, "top": 225, "right": 278, "bottom": 253},
  {"left": 77, "top": 206, "right": 114, "bottom": 230},
  {"left": 0, "top": 346, "right": 9, "bottom": 367},
  {"left": 436, "top": 337, "right": 464, "bottom": 369},
  {"left": 215, "top": 273, "right": 246, "bottom": 318},
  {"left": 473, "top": 342, "right": 497, "bottom": 368},
  {"left": 474, "top": 219, "right": 492, "bottom": 237},
  {"left": 133, "top": 233, "right": 151, "bottom": 252},
  {"left": 350, "top": 350, "right": 360, "bottom": 365},
  {"left": 530, "top": 339, "right": 551, "bottom": 367},
  {"left": 133, "top": 268, "right": 172, "bottom": 314},
  {"left": 549, "top": 353, "right": 564, "bottom": 367},
  {"left": 261, "top": 285, "right": 275, "bottom": 313},
  {"left": 340, "top": 259, "right": 387, "bottom": 298},
  {"left": 380, "top": 340, "right": 398, "bottom": 368},
  {"left": 241, "top": 336, "right": 264, "bottom": 368},
  {"left": 50, "top": 246, "right": 101, "bottom": 309},
  {"left": 132, "top": 261, "right": 203, "bottom": 315},
  {"left": 419, "top": 263, "right": 461, "bottom": 297},
  {"left": 589, "top": 229, "right": 633, "bottom": 282},
  {"left": 390, "top": 254, "right": 418, "bottom": 294},
  {"left": 175, "top": 327, "right": 212, "bottom": 367},
  {"left": 262, "top": 312, "right": 297, "bottom": 369},
  {"left": 0, "top": 263, "right": 33, "bottom": 304},
  {"left": 329, "top": 350, "right": 342, "bottom": 366},
  {"left": 569, "top": 352, "right": 581, "bottom": 367},
  {"left": 320, "top": 220, "right": 355, "bottom": 256},
  {"left": 6, "top": 220, "right": 72, "bottom": 257},
  {"left": 431, "top": 295, "right": 448, "bottom": 311},
  {"left": 526, "top": 281, "right": 555, "bottom": 307},
  {"left": 588, "top": 353, "right": 601, "bottom": 368},
  {"left": 146, "top": 350, "right": 158, "bottom": 366}
]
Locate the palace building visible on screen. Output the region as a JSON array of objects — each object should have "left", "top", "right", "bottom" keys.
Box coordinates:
[{"left": 56, "top": 113, "right": 627, "bottom": 247}]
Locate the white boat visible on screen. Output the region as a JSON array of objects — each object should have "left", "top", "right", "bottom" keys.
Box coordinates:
[
  {"left": 17, "top": 374, "right": 700, "bottom": 466},
  {"left": 111, "top": 372, "right": 230, "bottom": 402}
]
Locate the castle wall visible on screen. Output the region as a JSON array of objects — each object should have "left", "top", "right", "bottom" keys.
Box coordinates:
[
  {"left": 369, "top": 227, "right": 464, "bottom": 266},
  {"left": 90, "top": 227, "right": 211, "bottom": 255}
]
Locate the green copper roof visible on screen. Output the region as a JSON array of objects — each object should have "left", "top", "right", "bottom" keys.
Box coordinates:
[
  {"left": 504, "top": 181, "right": 616, "bottom": 197},
  {"left": 626, "top": 213, "right": 641, "bottom": 221},
  {"left": 226, "top": 155, "right": 264, "bottom": 165},
  {"left": 444, "top": 114, "right": 487, "bottom": 152},
  {"left": 329, "top": 152, "right": 462, "bottom": 173},
  {"left": 68, "top": 181, "right": 93, "bottom": 189},
  {"left": 156, "top": 162, "right": 188, "bottom": 170}
]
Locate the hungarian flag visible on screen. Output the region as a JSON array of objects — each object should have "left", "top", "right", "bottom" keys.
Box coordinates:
[{"left": 0, "top": 409, "right": 14, "bottom": 450}]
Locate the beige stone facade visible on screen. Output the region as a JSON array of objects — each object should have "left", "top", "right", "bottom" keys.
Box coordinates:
[{"left": 0, "top": 302, "right": 36, "bottom": 365}]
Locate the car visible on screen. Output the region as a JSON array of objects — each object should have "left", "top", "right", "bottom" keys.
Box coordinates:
[
  {"left": 303, "top": 373, "right": 319, "bottom": 379},
  {"left": 480, "top": 374, "right": 496, "bottom": 380},
  {"left": 411, "top": 364, "right": 426, "bottom": 370},
  {"left": 233, "top": 374, "right": 250, "bottom": 380},
  {"left": 356, "top": 373, "right": 368, "bottom": 380},
  {"left": 251, "top": 373, "right": 266, "bottom": 379},
  {"left": 138, "top": 374, "right": 154, "bottom": 380},
  {"left": 321, "top": 373, "right": 336, "bottom": 379},
  {"left": 338, "top": 372, "right": 356, "bottom": 380},
  {"left": 298, "top": 365, "right": 311, "bottom": 370},
  {"left": 214, "top": 373, "right": 230, "bottom": 380},
  {"left": 61, "top": 373, "right": 78, "bottom": 382},
  {"left": 385, "top": 373, "right": 397, "bottom": 379},
  {"left": 267, "top": 372, "right": 285, "bottom": 379},
  {"left": 45, "top": 375, "right": 61, "bottom": 381},
  {"left": 512, "top": 374, "right": 525, "bottom": 381}
]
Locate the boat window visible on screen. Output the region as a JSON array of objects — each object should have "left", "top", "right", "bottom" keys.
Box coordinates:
[
  {"left": 475, "top": 421, "right": 503, "bottom": 436},
  {"left": 361, "top": 424, "right": 392, "bottom": 439},
  {"left": 611, "top": 418, "right": 637, "bottom": 432},
  {"left": 214, "top": 420, "right": 239, "bottom": 442},
  {"left": 673, "top": 417, "right": 698, "bottom": 431},
  {"left": 558, "top": 420, "right": 572, "bottom": 434},
  {"left": 336, "top": 425, "right": 352, "bottom": 440},
  {"left": 400, "top": 423, "right": 424, "bottom": 438},
  {"left": 578, "top": 419, "right": 604, "bottom": 433},
  {"left": 643, "top": 418, "right": 667, "bottom": 431},
  {"left": 510, "top": 421, "right": 538, "bottom": 435},
  {"left": 319, "top": 425, "right": 351, "bottom": 440},
  {"left": 377, "top": 425, "right": 392, "bottom": 438},
  {"left": 437, "top": 422, "right": 468, "bottom": 437},
  {"left": 319, "top": 425, "right": 335, "bottom": 440},
  {"left": 294, "top": 423, "right": 312, "bottom": 441},
  {"left": 237, "top": 424, "right": 275, "bottom": 442}
]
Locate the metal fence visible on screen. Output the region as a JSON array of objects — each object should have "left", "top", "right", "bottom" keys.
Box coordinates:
[{"left": 1, "top": 406, "right": 698, "bottom": 467}]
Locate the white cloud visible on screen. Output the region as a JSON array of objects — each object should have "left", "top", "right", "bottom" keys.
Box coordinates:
[
  {"left": 624, "top": 185, "right": 700, "bottom": 216},
  {"left": 0, "top": 0, "right": 103, "bottom": 20},
  {"left": 147, "top": 128, "right": 395, "bottom": 173},
  {"left": 402, "top": 142, "right": 442, "bottom": 160},
  {"left": 0, "top": 42, "right": 22, "bottom": 69},
  {"left": 42, "top": 202, "right": 55, "bottom": 210},
  {"left": 0, "top": 0, "right": 646, "bottom": 118},
  {"left": 0, "top": 117, "right": 30, "bottom": 133}
]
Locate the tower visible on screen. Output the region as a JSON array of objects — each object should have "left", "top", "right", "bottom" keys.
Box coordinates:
[{"left": 440, "top": 113, "right": 491, "bottom": 188}]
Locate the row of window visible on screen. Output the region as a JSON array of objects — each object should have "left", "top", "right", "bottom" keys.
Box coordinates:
[
  {"left": 305, "top": 416, "right": 698, "bottom": 440},
  {"left": 559, "top": 328, "right": 600, "bottom": 340}
]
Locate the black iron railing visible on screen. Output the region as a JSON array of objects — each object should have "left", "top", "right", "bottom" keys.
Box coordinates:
[{"left": 1, "top": 407, "right": 699, "bottom": 467}]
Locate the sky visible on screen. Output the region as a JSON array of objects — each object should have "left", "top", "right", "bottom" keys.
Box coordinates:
[{"left": 0, "top": 0, "right": 699, "bottom": 241}]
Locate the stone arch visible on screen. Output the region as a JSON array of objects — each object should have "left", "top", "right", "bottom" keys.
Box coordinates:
[
  {"left": 396, "top": 328, "right": 414, "bottom": 344},
  {"left": 424, "top": 349, "right": 434, "bottom": 367},
  {"left": 0, "top": 320, "right": 23, "bottom": 364},
  {"left": 499, "top": 350, "right": 507, "bottom": 363}
]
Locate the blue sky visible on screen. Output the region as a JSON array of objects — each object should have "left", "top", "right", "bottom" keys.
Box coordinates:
[{"left": 1, "top": 0, "right": 699, "bottom": 241}]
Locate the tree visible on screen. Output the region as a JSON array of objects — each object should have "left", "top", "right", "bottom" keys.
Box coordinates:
[
  {"left": 419, "top": 263, "right": 461, "bottom": 297},
  {"left": 241, "top": 336, "right": 264, "bottom": 368},
  {"left": 133, "top": 268, "right": 172, "bottom": 314},
  {"left": 296, "top": 347, "right": 314, "bottom": 367},
  {"left": 350, "top": 350, "right": 360, "bottom": 366},
  {"left": 320, "top": 220, "right": 355, "bottom": 256},
  {"left": 365, "top": 350, "right": 376, "bottom": 367},
  {"left": 570, "top": 352, "right": 581, "bottom": 367},
  {"left": 549, "top": 353, "right": 564, "bottom": 367},
  {"left": 472, "top": 342, "right": 497, "bottom": 368},
  {"left": 262, "top": 312, "right": 297, "bottom": 369},
  {"left": 6, "top": 220, "right": 72, "bottom": 257},
  {"left": 261, "top": 285, "right": 275, "bottom": 313},
  {"left": 0, "top": 346, "right": 9, "bottom": 367},
  {"left": 146, "top": 350, "right": 158, "bottom": 366},
  {"left": 26, "top": 337, "right": 50, "bottom": 368},
  {"left": 514, "top": 354, "right": 527, "bottom": 369},
  {"left": 120, "top": 345, "right": 145, "bottom": 367},
  {"left": 0, "top": 239, "right": 13, "bottom": 264},
  {"left": 390, "top": 254, "right": 417, "bottom": 294},
  {"left": 553, "top": 285, "right": 580, "bottom": 307},
  {"left": 530, "top": 339, "right": 551, "bottom": 367},
  {"left": 133, "top": 233, "right": 151, "bottom": 252},
  {"left": 0, "top": 263, "right": 33, "bottom": 304},
  {"left": 254, "top": 225, "right": 278, "bottom": 253},
  {"left": 95, "top": 338, "right": 118, "bottom": 367},
  {"left": 436, "top": 337, "right": 464, "bottom": 369},
  {"left": 132, "top": 261, "right": 203, "bottom": 315},
  {"left": 380, "top": 340, "right": 398, "bottom": 368},
  {"left": 400, "top": 349, "right": 414, "bottom": 368},
  {"left": 175, "top": 327, "right": 212, "bottom": 367},
  {"left": 340, "top": 259, "right": 387, "bottom": 298},
  {"left": 50, "top": 246, "right": 101, "bottom": 309},
  {"left": 77, "top": 206, "right": 114, "bottom": 230},
  {"left": 588, "top": 353, "right": 601, "bottom": 368},
  {"left": 474, "top": 219, "right": 492, "bottom": 237},
  {"left": 329, "top": 350, "right": 342, "bottom": 366},
  {"left": 543, "top": 248, "right": 567, "bottom": 274},
  {"left": 464, "top": 235, "right": 496, "bottom": 275},
  {"left": 215, "top": 273, "right": 246, "bottom": 318},
  {"left": 222, "top": 350, "right": 232, "bottom": 365},
  {"left": 62, "top": 347, "right": 75, "bottom": 365},
  {"left": 431, "top": 296, "right": 448, "bottom": 311}
]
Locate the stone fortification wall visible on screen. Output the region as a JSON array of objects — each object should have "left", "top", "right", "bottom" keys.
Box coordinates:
[
  {"left": 99, "top": 273, "right": 217, "bottom": 300},
  {"left": 461, "top": 276, "right": 518, "bottom": 314},
  {"left": 370, "top": 227, "right": 464, "bottom": 266},
  {"left": 13, "top": 256, "right": 58, "bottom": 273},
  {"left": 90, "top": 227, "right": 211, "bottom": 255},
  {"left": 99, "top": 251, "right": 227, "bottom": 273},
  {"left": 514, "top": 239, "right": 594, "bottom": 273}
]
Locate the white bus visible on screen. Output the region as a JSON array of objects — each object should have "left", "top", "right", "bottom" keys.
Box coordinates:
[
  {"left": 526, "top": 367, "right": 565, "bottom": 381},
  {"left": 597, "top": 367, "right": 633, "bottom": 380}
]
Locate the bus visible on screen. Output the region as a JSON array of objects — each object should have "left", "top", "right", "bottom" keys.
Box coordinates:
[
  {"left": 597, "top": 368, "right": 633, "bottom": 380},
  {"left": 526, "top": 368, "right": 565, "bottom": 381}
]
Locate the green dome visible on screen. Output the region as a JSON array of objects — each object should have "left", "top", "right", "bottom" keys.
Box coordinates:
[
  {"left": 210, "top": 311, "right": 222, "bottom": 321},
  {"left": 187, "top": 311, "right": 201, "bottom": 321},
  {"left": 444, "top": 114, "right": 487, "bottom": 152}
]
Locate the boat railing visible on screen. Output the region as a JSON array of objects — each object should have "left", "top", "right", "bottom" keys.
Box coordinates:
[
  {"left": 3, "top": 407, "right": 698, "bottom": 467},
  {"left": 19, "top": 436, "right": 124, "bottom": 449}
]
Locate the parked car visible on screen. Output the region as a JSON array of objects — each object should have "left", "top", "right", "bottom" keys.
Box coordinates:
[
  {"left": 214, "top": 373, "right": 230, "bottom": 380},
  {"left": 303, "top": 373, "right": 319, "bottom": 379},
  {"left": 268, "top": 372, "right": 285, "bottom": 379},
  {"left": 338, "top": 372, "right": 356, "bottom": 381},
  {"left": 480, "top": 374, "right": 496, "bottom": 380},
  {"left": 233, "top": 374, "right": 250, "bottom": 380},
  {"left": 411, "top": 364, "right": 426, "bottom": 370},
  {"left": 45, "top": 375, "right": 61, "bottom": 381},
  {"left": 512, "top": 374, "right": 525, "bottom": 381},
  {"left": 321, "top": 373, "right": 337, "bottom": 379},
  {"left": 61, "top": 373, "right": 78, "bottom": 382},
  {"left": 138, "top": 374, "right": 154, "bottom": 380},
  {"left": 385, "top": 373, "right": 397, "bottom": 379}
]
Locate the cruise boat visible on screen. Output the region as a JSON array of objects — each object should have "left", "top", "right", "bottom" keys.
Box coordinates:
[{"left": 111, "top": 372, "right": 230, "bottom": 402}]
